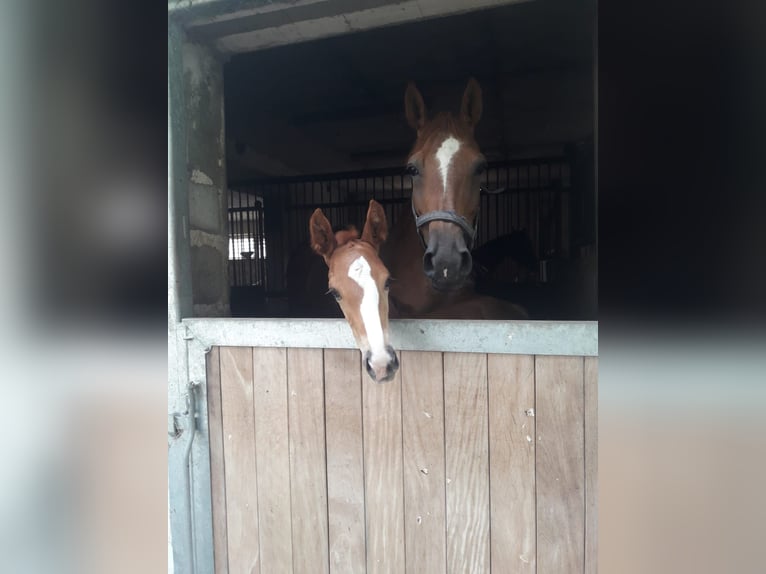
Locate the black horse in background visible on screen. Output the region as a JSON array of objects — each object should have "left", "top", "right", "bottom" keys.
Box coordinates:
[
  {"left": 471, "top": 229, "right": 538, "bottom": 284},
  {"left": 471, "top": 228, "right": 596, "bottom": 320},
  {"left": 471, "top": 229, "right": 552, "bottom": 319}
]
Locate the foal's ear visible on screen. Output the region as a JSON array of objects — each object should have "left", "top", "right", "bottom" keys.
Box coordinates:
[
  {"left": 361, "top": 200, "right": 388, "bottom": 251},
  {"left": 460, "top": 77, "right": 483, "bottom": 129},
  {"left": 310, "top": 208, "right": 336, "bottom": 263},
  {"left": 404, "top": 82, "right": 427, "bottom": 131}
]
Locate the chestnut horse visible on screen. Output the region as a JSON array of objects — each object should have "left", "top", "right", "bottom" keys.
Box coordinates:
[
  {"left": 310, "top": 200, "right": 399, "bottom": 383},
  {"left": 380, "top": 78, "right": 528, "bottom": 319}
]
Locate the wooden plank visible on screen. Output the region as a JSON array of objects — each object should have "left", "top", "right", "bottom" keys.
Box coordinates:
[
  {"left": 252, "top": 348, "right": 292, "bottom": 573},
  {"left": 220, "top": 347, "right": 260, "bottom": 574},
  {"left": 324, "top": 349, "right": 366, "bottom": 574},
  {"left": 401, "top": 351, "right": 447, "bottom": 573},
  {"left": 287, "top": 348, "right": 330, "bottom": 574},
  {"left": 584, "top": 357, "right": 598, "bottom": 574},
  {"left": 487, "top": 354, "right": 536, "bottom": 572},
  {"left": 444, "top": 352, "right": 490, "bottom": 574},
  {"left": 362, "top": 357, "right": 405, "bottom": 574},
  {"left": 536, "top": 356, "right": 585, "bottom": 574},
  {"left": 206, "top": 347, "right": 229, "bottom": 574}
]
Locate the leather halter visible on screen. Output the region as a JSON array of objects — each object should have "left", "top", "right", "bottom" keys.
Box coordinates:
[
  {"left": 409, "top": 181, "right": 509, "bottom": 250},
  {"left": 411, "top": 199, "right": 478, "bottom": 250}
]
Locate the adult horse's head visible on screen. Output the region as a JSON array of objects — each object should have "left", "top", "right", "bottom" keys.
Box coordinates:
[
  {"left": 310, "top": 200, "right": 399, "bottom": 383},
  {"left": 404, "top": 78, "right": 486, "bottom": 291}
]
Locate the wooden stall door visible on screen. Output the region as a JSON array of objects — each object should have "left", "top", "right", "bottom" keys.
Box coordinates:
[{"left": 207, "top": 347, "right": 597, "bottom": 574}]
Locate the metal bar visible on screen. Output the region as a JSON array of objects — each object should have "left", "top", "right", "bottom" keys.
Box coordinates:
[
  {"left": 235, "top": 191, "right": 243, "bottom": 286},
  {"left": 183, "top": 318, "right": 598, "bottom": 357},
  {"left": 251, "top": 200, "right": 259, "bottom": 285},
  {"left": 247, "top": 193, "right": 254, "bottom": 285},
  {"left": 255, "top": 197, "right": 261, "bottom": 285},
  {"left": 258, "top": 202, "right": 265, "bottom": 286},
  {"left": 185, "top": 336, "right": 214, "bottom": 574},
  {"left": 227, "top": 199, "right": 234, "bottom": 287},
  {"left": 495, "top": 169, "right": 502, "bottom": 237},
  {"left": 230, "top": 191, "right": 237, "bottom": 286}
]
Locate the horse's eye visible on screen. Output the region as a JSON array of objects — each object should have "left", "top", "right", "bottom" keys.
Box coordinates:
[
  {"left": 475, "top": 161, "right": 488, "bottom": 176},
  {"left": 405, "top": 163, "right": 419, "bottom": 176},
  {"left": 384, "top": 278, "right": 391, "bottom": 290},
  {"left": 327, "top": 288, "right": 341, "bottom": 302}
]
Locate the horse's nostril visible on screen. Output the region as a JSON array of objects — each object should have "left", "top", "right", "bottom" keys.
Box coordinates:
[
  {"left": 364, "top": 352, "right": 374, "bottom": 378},
  {"left": 459, "top": 250, "right": 473, "bottom": 276},
  {"left": 387, "top": 347, "right": 400, "bottom": 376},
  {"left": 423, "top": 250, "right": 435, "bottom": 276},
  {"left": 387, "top": 346, "right": 400, "bottom": 371}
]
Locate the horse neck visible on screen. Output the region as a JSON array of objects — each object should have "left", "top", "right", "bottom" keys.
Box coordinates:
[{"left": 381, "top": 202, "right": 422, "bottom": 272}]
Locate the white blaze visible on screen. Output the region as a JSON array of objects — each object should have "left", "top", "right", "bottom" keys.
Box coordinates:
[
  {"left": 435, "top": 136, "right": 461, "bottom": 196},
  {"left": 347, "top": 256, "right": 387, "bottom": 362}
]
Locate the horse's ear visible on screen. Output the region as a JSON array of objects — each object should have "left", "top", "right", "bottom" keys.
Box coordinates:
[
  {"left": 310, "top": 208, "right": 336, "bottom": 263},
  {"left": 361, "top": 200, "right": 388, "bottom": 251},
  {"left": 404, "top": 82, "right": 426, "bottom": 131},
  {"left": 460, "top": 77, "right": 483, "bottom": 129}
]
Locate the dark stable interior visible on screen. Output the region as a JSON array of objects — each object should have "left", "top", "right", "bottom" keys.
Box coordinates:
[{"left": 223, "top": 0, "right": 596, "bottom": 320}]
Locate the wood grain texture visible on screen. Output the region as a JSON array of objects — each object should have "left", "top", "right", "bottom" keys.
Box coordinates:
[
  {"left": 213, "top": 345, "right": 593, "bottom": 574},
  {"left": 536, "top": 356, "right": 585, "bottom": 574},
  {"left": 220, "top": 347, "right": 260, "bottom": 574},
  {"left": 206, "top": 347, "right": 229, "bottom": 574},
  {"left": 287, "top": 348, "right": 330, "bottom": 574},
  {"left": 444, "top": 353, "right": 490, "bottom": 574},
  {"left": 252, "top": 348, "right": 292, "bottom": 573},
  {"left": 487, "top": 354, "right": 536, "bottom": 572},
  {"left": 362, "top": 358, "right": 405, "bottom": 574},
  {"left": 584, "top": 357, "right": 598, "bottom": 574},
  {"left": 324, "top": 349, "right": 366, "bottom": 574},
  {"left": 401, "top": 351, "right": 446, "bottom": 573}
]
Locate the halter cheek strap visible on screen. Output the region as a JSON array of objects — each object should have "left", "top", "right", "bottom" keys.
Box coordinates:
[{"left": 411, "top": 199, "right": 478, "bottom": 250}]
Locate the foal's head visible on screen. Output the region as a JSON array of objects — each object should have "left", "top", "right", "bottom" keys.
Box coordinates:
[
  {"left": 310, "top": 200, "right": 399, "bottom": 383},
  {"left": 404, "top": 78, "right": 486, "bottom": 291}
]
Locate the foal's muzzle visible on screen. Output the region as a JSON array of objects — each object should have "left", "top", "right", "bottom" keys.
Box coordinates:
[{"left": 364, "top": 345, "right": 399, "bottom": 383}]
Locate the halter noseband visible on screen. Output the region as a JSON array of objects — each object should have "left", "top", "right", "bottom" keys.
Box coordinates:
[
  {"left": 411, "top": 199, "right": 478, "bottom": 250},
  {"left": 409, "top": 183, "right": 509, "bottom": 250}
]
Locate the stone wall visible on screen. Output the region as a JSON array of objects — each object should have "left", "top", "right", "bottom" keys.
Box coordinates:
[{"left": 183, "top": 43, "right": 230, "bottom": 317}]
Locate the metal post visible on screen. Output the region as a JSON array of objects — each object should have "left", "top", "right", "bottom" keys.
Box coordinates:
[{"left": 168, "top": 19, "right": 214, "bottom": 574}]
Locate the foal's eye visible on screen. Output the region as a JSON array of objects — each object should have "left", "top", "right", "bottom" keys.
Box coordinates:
[
  {"left": 474, "top": 161, "right": 488, "bottom": 176},
  {"left": 384, "top": 278, "right": 392, "bottom": 290},
  {"left": 327, "top": 288, "right": 341, "bottom": 302},
  {"left": 405, "top": 163, "right": 420, "bottom": 176}
]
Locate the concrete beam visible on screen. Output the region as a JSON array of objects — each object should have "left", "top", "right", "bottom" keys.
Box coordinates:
[{"left": 175, "top": 0, "right": 529, "bottom": 54}]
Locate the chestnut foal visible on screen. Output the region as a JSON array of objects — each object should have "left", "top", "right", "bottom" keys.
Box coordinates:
[{"left": 310, "top": 200, "right": 399, "bottom": 383}]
